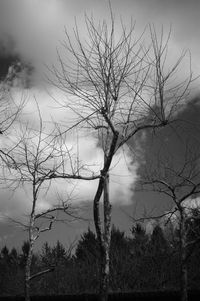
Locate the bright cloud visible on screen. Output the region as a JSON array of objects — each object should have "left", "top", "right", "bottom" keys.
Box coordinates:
[
  {"left": 0, "top": 0, "right": 200, "bottom": 226},
  {"left": 0, "top": 84, "right": 139, "bottom": 222}
]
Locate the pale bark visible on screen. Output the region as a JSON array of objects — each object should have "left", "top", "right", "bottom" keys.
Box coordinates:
[
  {"left": 24, "top": 234, "right": 34, "bottom": 301},
  {"left": 93, "top": 132, "right": 118, "bottom": 301},
  {"left": 24, "top": 259, "right": 31, "bottom": 301},
  {"left": 24, "top": 193, "right": 35, "bottom": 301}
]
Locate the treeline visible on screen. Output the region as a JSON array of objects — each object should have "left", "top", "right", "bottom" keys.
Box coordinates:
[{"left": 1, "top": 223, "right": 200, "bottom": 296}]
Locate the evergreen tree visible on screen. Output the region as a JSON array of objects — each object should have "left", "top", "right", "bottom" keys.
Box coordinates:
[
  {"left": 41, "top": 242, "right": 54, "bottom": 266},
  {"left": 52, "top": 241, "right": 66, "bottom": 264},
  {"left": 109, "top": 226, "right": 130, "bottom": 291},
  {"left": 150, "top": 224, "right": 169, "bottom": 255},
  {"left": 75, "top": 228, "right": 99, "bottom": 263},
  {"left": 10, "top": 248, "right": 19, "bottom": 266},
  {"left": 1, "top": 246, "right": 9, "bottom": 260},
  {"left": 131, "top": 223, "right": 149, "bottom": 256}
]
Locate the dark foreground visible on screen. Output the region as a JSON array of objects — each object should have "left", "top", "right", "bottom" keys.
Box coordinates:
[{"left": 0, "top": 291, "right": 200, "bottom": 301}]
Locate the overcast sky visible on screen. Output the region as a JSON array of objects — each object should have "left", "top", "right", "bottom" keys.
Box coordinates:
[{"left": 0, "top": 0, "right": 200, "bottom": 250}]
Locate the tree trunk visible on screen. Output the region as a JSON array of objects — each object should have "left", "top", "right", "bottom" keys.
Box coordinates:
[
  {"left": 93, "top": 132, "right": 118, "bottom": 301},
  {"left": 99, "top": 173, "right": 111, "bottom": 301},
  {"left": 180, "top": 258, "right": 188, "bottom": 301},
  {"left": 24, "top": 245, "right": 33, "bottom": 301},
  {"left": 180, "top": 212, "right": 188, "bottom": 301},
  {"left": 25, "top": 213, "right": 35, "bottom": 301}
]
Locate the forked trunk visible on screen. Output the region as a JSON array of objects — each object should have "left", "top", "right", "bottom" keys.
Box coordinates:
[{"left": 93, "top": 132, "right": 118, "bottom": 301}]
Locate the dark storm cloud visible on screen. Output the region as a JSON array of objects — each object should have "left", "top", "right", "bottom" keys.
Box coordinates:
[
  {"left": 0, "top": 55, "right": 18, "bottom": 80},
  {"left": 129, "top": 96, "right": 200, "bottom": 219},
  {"left": 0, "top": 0, "right": 68, "bottom": 82},
  {"left": 136, "top": 96, "right": 200, "bottom": 182}
]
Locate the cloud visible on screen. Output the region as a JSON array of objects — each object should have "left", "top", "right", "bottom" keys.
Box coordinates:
[
  {"left": 0, "top": 85, "right": 139, "bottom": 222},
  {"left": 183, "top": 197, "right": 200, "bottom": 212},
  {"left": 0, "top": 0, "right": 200, "bottom": 225},
  {"left": 0, "top": 1, "right": 69, "bottom": 84},
  {"left": 0, "top": 137, "right": 138, "bottom": 222},
  {"left": 1, "top": 0, "right": 198, "bottom": 79},
  {"left": 0, "top": 0, "right": 109, "bottom": 84},
  {"left": 53, "top": 143, "right": 138, "bottom": 206},
  {"left": 0, "top": 0, "right": 198, "bottom": 97}
]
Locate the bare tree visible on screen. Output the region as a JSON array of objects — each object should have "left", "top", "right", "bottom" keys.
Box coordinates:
[
  {"left": 140, "top": 145, "right": 200, "bottom": 301},
  {"left": 0, "top": 104, "right": 98, "bottom": 301},
  {"left": 50, "top": 9, "right": 194, "bottom": 301}
]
